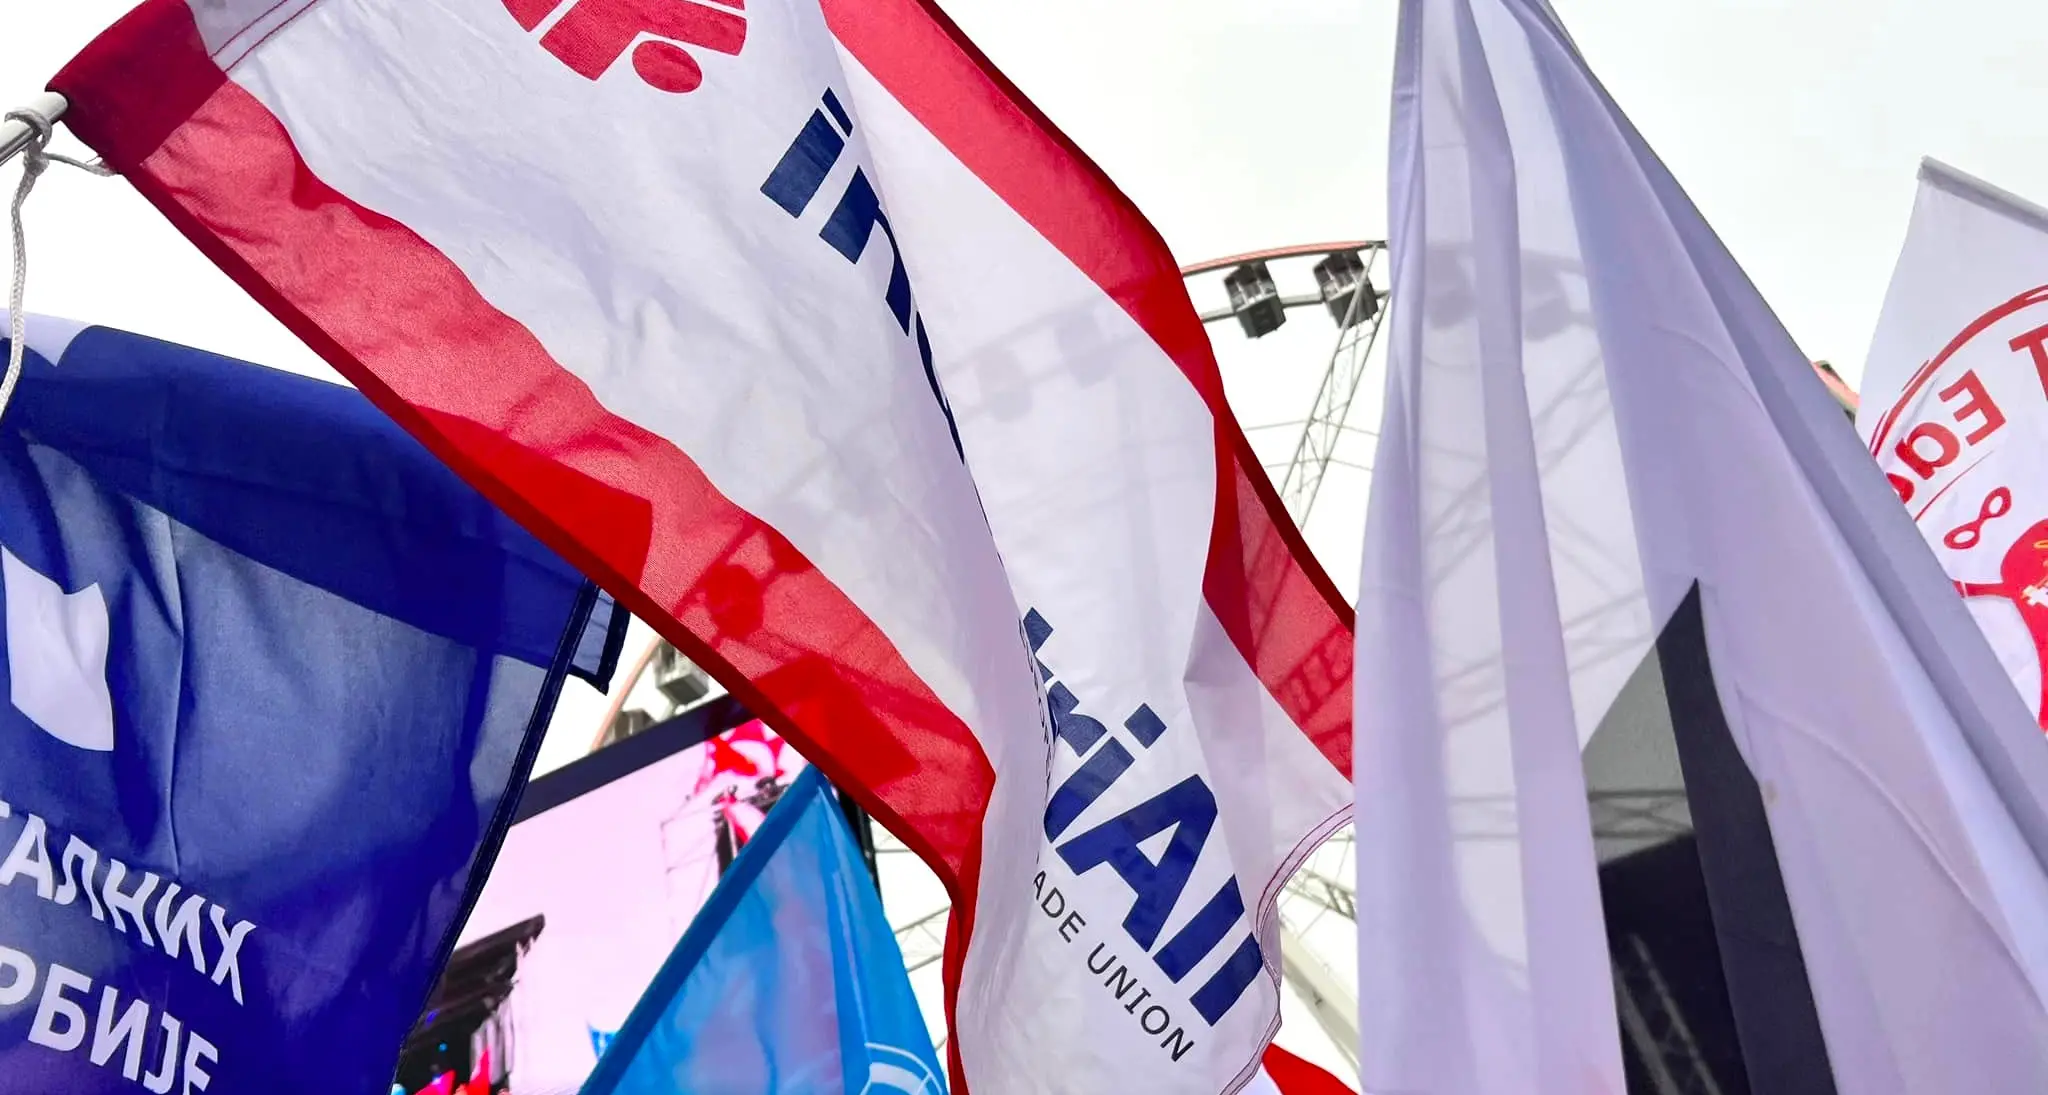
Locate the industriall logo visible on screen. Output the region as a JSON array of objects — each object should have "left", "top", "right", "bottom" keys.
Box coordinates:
[
  {"left": 501, "top": 0, "right": 749, "bottom": 94},
  {"left": 1870, "top": 284, "right": 2048, "bottom": 729}
]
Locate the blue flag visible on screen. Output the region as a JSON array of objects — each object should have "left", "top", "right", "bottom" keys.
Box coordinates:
[
  {"left": 583, "top": 767, "right": 946, "bottom": 1095},
  {"left": 0, "top": 316, "right": 623, "bottom": 1095}
]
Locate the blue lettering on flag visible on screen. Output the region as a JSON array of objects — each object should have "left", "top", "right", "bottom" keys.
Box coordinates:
[
  {"left": 1025, "top": 607, "right": 1266, "bottom": 1026},
  {"left": 761, "top": 89, "right": 965, "bottom": 461},
  {"left": 1056, "top": 775, "right": 1219, "bottom": 950},
  {"left": 0, "top": 321, "right": 623, "bottom": 1095}
]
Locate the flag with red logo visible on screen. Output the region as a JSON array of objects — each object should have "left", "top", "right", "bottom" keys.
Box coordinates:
[
  {"left": 52, "top": 3, "right": 1354, "bottom": 1093},
  {"left": 1861, "top": 160, "right": 2048, "bottom": 731}
]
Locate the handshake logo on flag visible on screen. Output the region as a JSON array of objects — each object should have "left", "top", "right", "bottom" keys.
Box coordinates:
[{"left": 502, "top": 0, "right": 748, "bottom": 95}]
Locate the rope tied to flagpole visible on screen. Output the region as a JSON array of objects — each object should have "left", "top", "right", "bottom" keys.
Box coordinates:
[{"left": 3, "top": 96, "right": 110, "bottom": 424}]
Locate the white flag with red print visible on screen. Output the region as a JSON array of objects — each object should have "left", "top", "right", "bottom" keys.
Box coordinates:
[
  {"left": 52, "top": 3, "right": 1353, "bottom": 1093},
  {"left": 1861, "top": 160, "right": 2048, "bottom": 732}
]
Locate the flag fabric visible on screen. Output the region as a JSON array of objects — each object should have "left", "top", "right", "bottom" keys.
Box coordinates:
[
  {"left": 583, "top": 766, "right": 944, "bottom": 1095},
  {"left": 1253, "top": 1045, "right": 1354, "bottom": 1095},
  {"left": 54, "top": 2, "right": 1355, "bottom": 1092},
  {"left": 1358, "top": 0, "right": 2048, "bottom": 1092},
  {"left": 1859, "top": 160, "right": 2048, "bottom": 729},
  {"left": 437, "top": 705, "right": 805, "bottom": 1094},
  {"left": 0, "top": 313, "right": 623, "bottom": 1094}
]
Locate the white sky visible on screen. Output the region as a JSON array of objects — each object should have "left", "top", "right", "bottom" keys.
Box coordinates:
[{"left": 12, "top": 0, "right": 2048, "bottom": 1085}]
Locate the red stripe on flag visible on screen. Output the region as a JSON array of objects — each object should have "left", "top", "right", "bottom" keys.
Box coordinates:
[
  {"left": 822, "top": 0, "right": 1354, "bottom": 775},
  {"left": 55, "top": 6, "right": 993, "bottom": 1085},
  {"left": 1262, "top": 1045, "right": 1358, "bottom": 1095}
]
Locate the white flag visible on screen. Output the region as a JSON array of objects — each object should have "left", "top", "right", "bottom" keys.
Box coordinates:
[
  {"left": 1358, "top": 1, "right": 2048, "bottom": 1093},
  {"left": 1861, "top": 161, "right": 2048, "bottom": 733}
]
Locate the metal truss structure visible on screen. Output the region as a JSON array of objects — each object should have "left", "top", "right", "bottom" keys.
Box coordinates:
[
  {"left": 1613, "top": 934, "right": 1726, "bottom": 1095},
  {"left": 1275, "top": 253, "right": 1387, "bottom": 522},
  {"left": 1181, "top": 241, "right": 1391, "bottom": 526}
]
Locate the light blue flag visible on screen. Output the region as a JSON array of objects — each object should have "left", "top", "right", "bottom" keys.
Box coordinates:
[{"left": 581, "top": 766, "right": 946, "bottom": 1095}]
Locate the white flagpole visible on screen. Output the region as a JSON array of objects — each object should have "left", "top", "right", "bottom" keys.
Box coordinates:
[{"left": 0, "top": 93, "right": 67, "bottom": 168}]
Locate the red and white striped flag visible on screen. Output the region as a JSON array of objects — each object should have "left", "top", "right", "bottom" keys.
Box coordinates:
[{"left": 52, "top": 2, "right": 1353, "bottom": 1092}]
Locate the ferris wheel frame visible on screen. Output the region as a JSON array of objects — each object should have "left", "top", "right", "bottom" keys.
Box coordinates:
[{"left": 1181, "top": 241, "right": 1392, "bottom": 527}]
